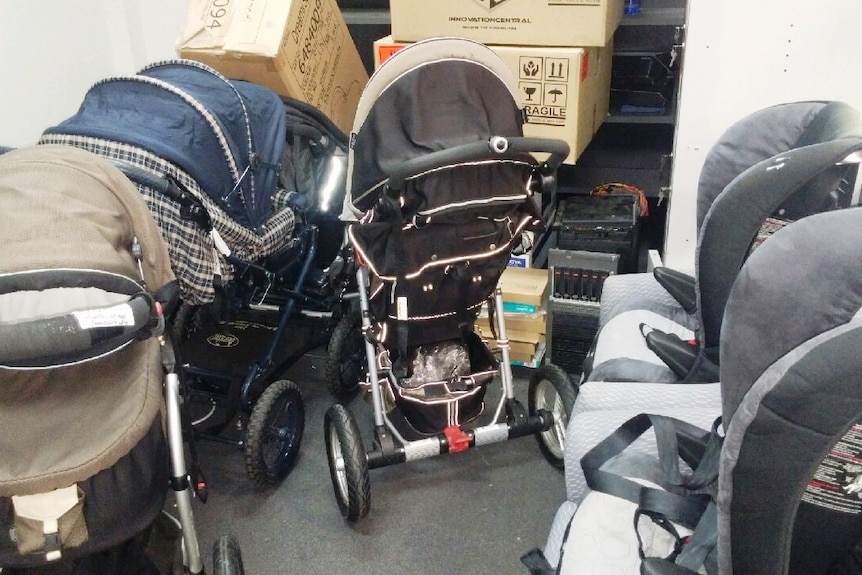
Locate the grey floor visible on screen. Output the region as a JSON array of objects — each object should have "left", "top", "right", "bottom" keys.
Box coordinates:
[{"left": 186, "top": 348, "right": 565, "bottom": 575}]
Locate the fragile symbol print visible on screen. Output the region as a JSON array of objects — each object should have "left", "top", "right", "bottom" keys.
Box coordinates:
[{"left": 472, "top": 0, "right": 513, "bottom": 10}]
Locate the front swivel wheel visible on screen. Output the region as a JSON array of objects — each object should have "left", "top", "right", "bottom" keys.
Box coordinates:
[
  {"left": 324, "top": 403, "right": 370, "bottom": 522},
  {"left": 528, "top": 364, "right": 577, "bottom": 469}
]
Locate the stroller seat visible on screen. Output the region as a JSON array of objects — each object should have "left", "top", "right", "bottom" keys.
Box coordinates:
[{"left": 37, "top": 132, "right": 298, "bottom": 306}]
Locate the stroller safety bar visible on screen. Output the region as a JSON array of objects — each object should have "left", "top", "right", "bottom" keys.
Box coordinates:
[
  {"left": 385, "top": 136, "right": 571, "bottom": 193},
  {"left": 0, "top": 293, "right": 159, "bottom": 366}
]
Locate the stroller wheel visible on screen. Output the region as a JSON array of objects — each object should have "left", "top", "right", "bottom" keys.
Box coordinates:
[
  {"left": 528, "top": 364, "right": 577, "bottom": 469},
  {"left": 244, "top": 379, "right": 305, "bottom": 486},
  {"left": 212, "top": 535, "right": 244, "bottom": 575},
  {"left": 324, "top": 403, "right": 370, "bottom": 522},
  {"left": 325, "top": 312, "right": 366, "bottom": 398}
]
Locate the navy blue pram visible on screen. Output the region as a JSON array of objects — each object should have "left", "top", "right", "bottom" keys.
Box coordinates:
[{"left": 41, "top": 59, "right": 353, "bottom": 486}]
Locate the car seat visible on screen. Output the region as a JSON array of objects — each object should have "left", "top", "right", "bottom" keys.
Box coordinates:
[
  {"left": 527, "top": 205, "right": 862, "bottom": 574},
  {"left": 584, "top": 100, "right": 862, "bottom": 384},
  {"left": 560, "top": 133, "right": 862, "bottom": 508}
]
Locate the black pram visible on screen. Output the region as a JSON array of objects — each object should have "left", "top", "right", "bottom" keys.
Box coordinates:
[{"left": 323, "top": 37, "right": 578, "bottom": 523}]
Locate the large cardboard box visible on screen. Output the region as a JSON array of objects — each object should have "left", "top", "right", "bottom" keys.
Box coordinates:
[
  {"left": 389, "top": 0, "right": 623, "bottom": 47},
  {"left": 374, "top": 36, "right": 612, "bottom": 164},
  {"left": 177, "top": 0, "right": 369, "bottom": 134}
]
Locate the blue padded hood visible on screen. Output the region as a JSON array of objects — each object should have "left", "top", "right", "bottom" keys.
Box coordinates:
[{"left": 44, "top": 60, "right": 287, "bottom": 231}]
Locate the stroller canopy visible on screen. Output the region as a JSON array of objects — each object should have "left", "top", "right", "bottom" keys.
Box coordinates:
[
  {"left": 345, "top": 37, "right": 526, "bottom": 215},
  {"left": 0, "top": 145, "right": 174, "bottom": 497},
  {"left": 44, "top": 60, "right": 288, "bottom": 231}
]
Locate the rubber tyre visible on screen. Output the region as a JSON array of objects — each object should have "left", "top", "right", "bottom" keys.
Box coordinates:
[
  {"left": 324, "top": 312, "right": 366, "bottom": 398},
  {"left": 212, "top": 535, "right": 244, "bottom": 575},
  {"left": 324, "top": 404, "right": 370, "bottom": 522},
  {"left": 528, "top": 364, "right": 577, "bottom": 469},
  {"left": 244, "top": 380, "right": 305, "bottom": 486},
  {"left": 170, "top": 301, "right": 198, "bottom": 344}
]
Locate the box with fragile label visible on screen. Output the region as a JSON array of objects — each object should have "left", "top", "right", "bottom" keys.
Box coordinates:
[
  {"left": 374, "top": 36, "right": 612, "bottom": 164},
  {"left": 177, "top": 0, "right": 369, "bottom": 134},
  {"left": 389, "top": 0, "right": 623, "bottom": 47}
]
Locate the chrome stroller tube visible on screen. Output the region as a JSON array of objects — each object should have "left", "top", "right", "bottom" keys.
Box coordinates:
[
  {"left": 165, "top": 366, "right": 204, "bottom": 574},
  {"left": 356, "top": 265, "right": 387, "bottom": 428},
  {"left": 491, "top": 286, "right": 517, "bottom": 424}
]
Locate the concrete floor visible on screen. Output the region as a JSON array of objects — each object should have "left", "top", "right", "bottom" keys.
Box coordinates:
[{"left": 186, "top": 348, "right": 565, "bottom": 575}]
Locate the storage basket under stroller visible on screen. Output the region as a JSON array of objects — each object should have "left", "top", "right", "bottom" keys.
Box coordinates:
[
  {"left": 323, "top": 37, "right": 579, "bottom": 523},
  {"left": 0, "top": 146, "right": 241, "bottom": 574}
]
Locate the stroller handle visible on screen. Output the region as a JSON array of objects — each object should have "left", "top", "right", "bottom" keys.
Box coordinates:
[
  {"left": 0, "top": 294, "right": 158, "bottom": 367},
  {"left": 386, "top": 136, "right": 570, "bottom": 192}
]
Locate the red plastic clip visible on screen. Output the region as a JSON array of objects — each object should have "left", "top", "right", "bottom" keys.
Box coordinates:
[{"left": 443, "top": 426, "right": 471, "bottom": 454}]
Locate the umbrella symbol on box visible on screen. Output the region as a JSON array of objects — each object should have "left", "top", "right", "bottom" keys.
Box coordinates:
[{"left": 544, "top": 84, "right": 567, "bottom": 106}]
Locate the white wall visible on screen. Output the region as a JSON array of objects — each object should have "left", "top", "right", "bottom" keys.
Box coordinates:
[
  {"left": 0, "top": 0, "right": 188, "bottom": 147},
  {"left": 663, "top": 0, "right": 862, "bottom": 271}
]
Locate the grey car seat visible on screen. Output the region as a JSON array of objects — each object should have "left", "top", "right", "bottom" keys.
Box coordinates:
[
  {"left": 527, "top": 205, "right": 862, "bottom": 574},
  {"left": 562, "top": 133, "right": 862, "bottom": 506},
  {"left": 585, "top": 101, "right": 862, "bottom": 384}
]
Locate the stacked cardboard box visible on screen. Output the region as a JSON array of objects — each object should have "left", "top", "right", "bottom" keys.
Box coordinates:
[
  {"left": 176, "top": 0, "right": 369, "bottom": 134},
  {"left": 475, "top": 267, "right": 549, "bottom": 368},
  {"left": 379, "top": 0, "right": 624, "bottom": 165}
]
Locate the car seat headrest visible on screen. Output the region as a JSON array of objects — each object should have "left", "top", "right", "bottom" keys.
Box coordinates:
[
  {"left": 695, "top": 136, "right": 862, "bottom": 350},
  {"left": 695, "top": 101, "right": 862, "bottom": 229}
]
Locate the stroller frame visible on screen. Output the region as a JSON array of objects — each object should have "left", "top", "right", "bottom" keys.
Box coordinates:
[
  {"left": 323, "top": 135, "right": 577, "bottom": 523},
  {"left": 172, "top": 196, "right": 353, "bottom": 486},
  {"left": 325, "top": 265, "right": 575, "bottom": 522}
]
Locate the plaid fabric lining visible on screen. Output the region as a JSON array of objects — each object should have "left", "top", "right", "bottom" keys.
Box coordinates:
[{"left": 39, "top": 134, "right": 297, "bottom": 305}]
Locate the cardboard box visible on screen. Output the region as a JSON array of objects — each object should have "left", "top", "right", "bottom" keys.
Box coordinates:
[
  {"left": 374, "top": 36, "right": 612, "bottom": 164},
  {"left": 484, "top": 337, "right": 546, "bottom": 367},
  {"left": 478, "top": 311, "right": 547, "bottom": 336},
  {"left": 476, "top": 324, "right": 544, "bottom": 346},
  {"left": 483, "top": 334, "right": 540, "bottom": 356},
  {"left": 498, "top": 266, "right": 549, "bottom": 311},
  {"left": 177, "top": 0, "right": 369, "bottom": 134},
  {"left": 389, "top": 0, "right": 623, "bottom": 47}
]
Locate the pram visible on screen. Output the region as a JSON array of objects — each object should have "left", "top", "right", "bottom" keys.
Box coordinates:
[
  {"left": 0, "top": 146, "right": 242, "bottom": 574},
  {"left": 323, "top": 37, "right": 577, "bottom": 522},
  {"left": 39, "top": 59, "right": 354, "bottom": 486}
]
